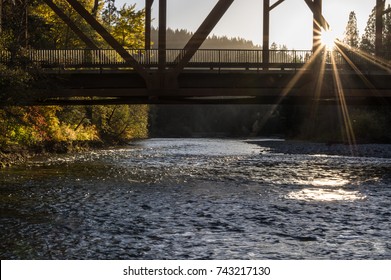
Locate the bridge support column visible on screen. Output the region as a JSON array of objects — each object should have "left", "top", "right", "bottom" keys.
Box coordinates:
[
  {"left": 262, "top": 0, "right": 284, "bottom": 69},
  {"left": 263, "top": 0, "right": 270, "bottom": 68},
  {"left": 158, "top": 0, "right": 167, "bottom": 72},
  {"left": 145, "top": 0, "right": 154, "bottom": 50},
  {"left": 375, "top": 0, "right": 385, "bottom": 57},
  {"left": 312, "top": 0, "right": 322, "bottom": 53}
]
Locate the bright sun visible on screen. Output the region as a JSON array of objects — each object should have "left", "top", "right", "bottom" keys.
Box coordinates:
[{"left": 321, "top": 29, "right": 338, "bottom": 49}]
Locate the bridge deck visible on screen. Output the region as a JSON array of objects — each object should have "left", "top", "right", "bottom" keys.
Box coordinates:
[{"left": 1, "top": 48, "right": 390, "bottom": 106}]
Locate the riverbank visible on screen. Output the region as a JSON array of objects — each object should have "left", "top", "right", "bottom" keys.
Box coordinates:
[
  {"left": 3, "top": 138, "right": 391, "bottom": 169},
  {"left": 0, "top": 140, "right": 109, "bottom": 168},
  {"left": 247, "top": 139, "right": 391, "bottom": 158}
]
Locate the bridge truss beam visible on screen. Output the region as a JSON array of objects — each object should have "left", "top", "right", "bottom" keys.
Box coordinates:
[
  {"left": 303, "top": 0, "right": 330, "bottom": 53},
  {"left": 63, "top": 0, "right": 148, "bottom": 79},
  {"left": 42, "top": 0, "right": 98, "bottom": 49},
  {"left": 172, "top": 0, "right": 234, "bottom": 75},
  {"left": 25, "top": 0, "right": 390, "bottom": 108}
]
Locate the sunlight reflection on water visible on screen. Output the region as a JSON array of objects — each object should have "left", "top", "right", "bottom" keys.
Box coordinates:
[
  {"left": 311, "top": 178, "right": 350, "bottom": 187},
  {"left": 287, "top": 188, "right": 366, "bottom": 202},
  {"left": 288, "top": 178, "right": 366, "bottom": 202}
]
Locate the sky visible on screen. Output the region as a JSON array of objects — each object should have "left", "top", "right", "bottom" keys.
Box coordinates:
[{"left": 116, "top": 0, "right": 391, "bottom": 49}]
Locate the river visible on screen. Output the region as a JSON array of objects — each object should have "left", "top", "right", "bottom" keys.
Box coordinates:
[{"left": 1, "top": 138, "right": 391, "bottom": 259}]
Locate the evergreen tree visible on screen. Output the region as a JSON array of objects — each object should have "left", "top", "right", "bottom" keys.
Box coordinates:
[
  {"left": 270, "top": 42, "right": 278, "bottom": 50},
  {"left": 360, "top": 5, "right": 391, "bottom": 57},
  {"left": 360, "top": 7, "right": 376, "bottom": 53},
  {"left": 343, "top": 11, "right": 359, "bottom": 48}
]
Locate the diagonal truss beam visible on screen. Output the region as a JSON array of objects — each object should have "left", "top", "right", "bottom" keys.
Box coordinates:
[
  {"left": 304, "top": 0, "right": 329, "bottom": 30},
  {"left": 173, "top": 0, "right": 234, "bottom": 74},
  {"left": 64, "top": 0, "right": 147, "bottom": 79},
  {"left": 269, "top": 0, "right": 285, "bottom": 11},
  {"left": 43, "top": 0, "right": 98, "bottom": 49}
]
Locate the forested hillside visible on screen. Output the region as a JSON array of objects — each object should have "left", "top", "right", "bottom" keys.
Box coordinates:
[{"left": 150, "top": 28, "right": 260, "bottom": 49}]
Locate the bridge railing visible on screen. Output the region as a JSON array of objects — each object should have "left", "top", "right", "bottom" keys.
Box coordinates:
[
  {"left": 0, "top": 48, "right": 364, "bottom": 69},
  {"left": 1, "top": 49, "right": 315, "bottom": 68}
]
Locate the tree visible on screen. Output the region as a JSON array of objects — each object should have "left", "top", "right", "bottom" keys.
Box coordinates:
[
  {"left": 360, "top": 5, "right": 391, "bottom": 57},
  {"left": 360, "top": 7, "right": 376, "bottom": 53},
  {"left": 31, "top": 0, "right": 103, "bottom": 49},
  {"left": 102, "top": 0, "right": 117, "bottom": 28},
  {"left": 343, "top": 11, "right": 359, "bottom": 48},
  {"left": 111, "top": 4, "right": 145, "bottom": 48},
  {"left": 0, "top": 0, "right": 149, "bottom": 148}
]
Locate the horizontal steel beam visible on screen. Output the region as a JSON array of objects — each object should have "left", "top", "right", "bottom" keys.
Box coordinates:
[
  {"left": 12, "top": 94, "right": 391, "bottom": 106},
  {"left": 44, "top": 88, "right": 391, "bottom": 99}
]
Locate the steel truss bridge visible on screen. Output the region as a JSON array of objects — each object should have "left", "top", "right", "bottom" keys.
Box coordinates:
[{"left": 0, "top": 0, "right": 390, "bottom": 106}]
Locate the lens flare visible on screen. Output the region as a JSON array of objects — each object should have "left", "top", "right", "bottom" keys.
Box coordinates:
[{"left": 321, "top": 29, "right": 337, "bottom": 50}]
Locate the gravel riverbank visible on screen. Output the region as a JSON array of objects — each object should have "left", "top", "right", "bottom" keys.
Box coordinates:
[
  {"left": 247, "top": 140, "right": 391, "bottom": 158},
  {"left": 0, "top": 140, "right": 106, "bottom": 168}
]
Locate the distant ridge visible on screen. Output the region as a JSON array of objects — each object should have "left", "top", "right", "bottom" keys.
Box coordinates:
[{"left": 150, "top": 28, "right": 260, "bottom": 49}]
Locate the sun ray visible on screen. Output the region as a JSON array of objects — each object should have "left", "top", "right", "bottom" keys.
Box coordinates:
[
  {"left": 336, "top": 41, "right": 391, "bottom": 73},
  {"left": 330, "top": 50, "right": 357, "bottom": 153},
  {"left": 307, "top": 49, "right": 328, "bottom": 137},
  {"left": 335, "top": 44, "right": 377, "bottom": 90},
  {"left": 257, "top": 46, "right": 326, "bottom": 130},
  {"left": 334, "top": 41, "right": 390, "bottom": 105}
]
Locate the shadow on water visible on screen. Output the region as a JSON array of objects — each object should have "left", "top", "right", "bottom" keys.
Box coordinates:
[{"left": 1, "top": 139, "right": 391, "bottom": 259}]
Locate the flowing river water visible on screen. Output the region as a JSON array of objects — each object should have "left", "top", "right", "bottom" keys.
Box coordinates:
[{"left": 1, "top": 139, "right": 391, "bottom": 259}]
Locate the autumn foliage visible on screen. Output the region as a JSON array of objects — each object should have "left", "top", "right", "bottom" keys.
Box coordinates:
[{"left": 0, "top": 0, "right": 148, "bottom": 149}]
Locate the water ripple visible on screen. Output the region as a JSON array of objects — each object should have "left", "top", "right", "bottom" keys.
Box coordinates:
[{"left": 1, "top": 139, "right": 391, "bottom": 259}]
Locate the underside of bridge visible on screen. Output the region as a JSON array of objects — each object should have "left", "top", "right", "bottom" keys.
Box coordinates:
[{"left": 1, "top": 0, "right": 391, "bottom": 106}]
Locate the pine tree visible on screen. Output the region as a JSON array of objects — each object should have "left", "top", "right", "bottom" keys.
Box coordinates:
[
  {"left": 343, "top": 11, "right": 359, "bottom": 48},
  {"left": 360, "top": 5, "right": 391, "bottom": 57},
  {"left": 360, "top": 7, "right": 376, "bottom": 53}
]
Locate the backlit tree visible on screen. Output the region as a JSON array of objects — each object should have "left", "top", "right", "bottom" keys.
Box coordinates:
[{"left": 343, "top": 11, "right": 359, "bottom": 48}]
